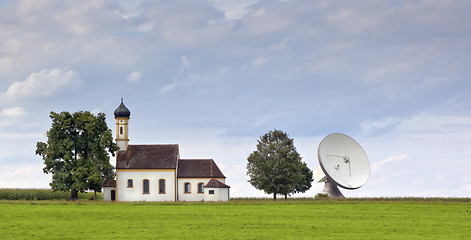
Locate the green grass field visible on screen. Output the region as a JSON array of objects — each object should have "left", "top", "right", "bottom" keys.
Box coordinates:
[{"left": 0, "top": 199, "right": 470, "bottom": 239}]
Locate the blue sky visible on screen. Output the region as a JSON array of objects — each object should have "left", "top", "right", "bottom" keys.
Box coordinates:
[{"left": 1, "top": 0, "right": 470, "bottom": 197}]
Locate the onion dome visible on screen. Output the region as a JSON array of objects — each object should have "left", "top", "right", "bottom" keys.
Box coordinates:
[{"left": 114, "top": 98, "right": 131, "bottom": 118}]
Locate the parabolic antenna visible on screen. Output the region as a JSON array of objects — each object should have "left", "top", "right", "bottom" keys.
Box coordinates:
[{"left": 314, "top": 133, "right": 370, "bottom": 198}]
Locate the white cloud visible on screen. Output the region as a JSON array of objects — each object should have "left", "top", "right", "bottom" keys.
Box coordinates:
[
  {"left": 0, "top": 132, "right": 43, "bottom": 140},
  {"left": 0, "top": 106, "right": 27, "bottom": 117},
  {"left": 356, "top": 112, "right": 471, "bottom": 197},
  {"left": 0, "top": 163, "right": 51, "bottom": 188},
  {"left": 1, "top": 68, "right": 82, "bottom": 101},
  {"left": 181, "top": 55, "right": 190, "bottom": 70},
  {"left": 0, "top": 56, "right": 16, "bottom": 73},
  {"left": 114, "top": 0, "right": 143, "bottom": 20},
  {"left": 371, "top": 154, "right": 409, "bottom": 174},
  {"left": 0, "top": 120, "right": 14, "bottom": 128},
  {"left": 160, "top": 82, "right": 178, "bottom": 92},
  {"left": 0, "top": 38, "right": 20, "bottom": 54},
  {"left": 126, "top": 71, "right": 142, "bottom": 82},
  {"left": 138, "top": 21, "right": 156, "bottom": 32},
  {"left": 208, "top": 0, "right": 259, "bottom": 21},
  {"left": 362, "top": 113, "right": 471, "bottom": 138},
  {"left": 242, "top": 6, "right": 292, "bottom": 35},
  {"left": 361, "top": 117, "right": 401, "bottom": 136},
  {"left": 251, "top": 56, "right": 268, "bottom": 67},
  {"left": 393, "top": 113, "right": 471, "bottom": 139},
  {"left": 160, "top": 64, "right": 230, "bottom": 94}
]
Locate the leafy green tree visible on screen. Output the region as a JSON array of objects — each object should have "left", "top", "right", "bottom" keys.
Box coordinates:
[
  {"left": 294, "top": 162, "right": 313, "bottom": 194},
  {"left": 36, "top": 111, "right": 118, "bottom": 200},
  {"left": 246, "top": 129, "right": 312, "bottom": 200}
]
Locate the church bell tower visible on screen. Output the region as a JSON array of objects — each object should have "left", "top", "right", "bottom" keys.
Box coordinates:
[{"left": 114, "top": 98, "right": 130, "bottom": 151}]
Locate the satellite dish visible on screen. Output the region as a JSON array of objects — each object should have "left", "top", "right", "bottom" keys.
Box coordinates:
[{"left": 314, "top": 133, "right": 370, "bottom": 198}]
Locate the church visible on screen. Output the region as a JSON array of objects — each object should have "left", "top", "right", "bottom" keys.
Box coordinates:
[{"left": 103, "top": 99, "right": 230, "bottom": 202}]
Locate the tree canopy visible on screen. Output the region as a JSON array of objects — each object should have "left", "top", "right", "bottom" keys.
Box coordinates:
[
  {"left": 36, "top": 111, "right": 118, "bottom": 200},
  {"left": 246, "top": 129, "right": 313, "bottom": 200}
]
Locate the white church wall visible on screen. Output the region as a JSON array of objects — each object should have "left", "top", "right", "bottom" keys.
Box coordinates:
[
  {"left": 218, "top": 188, "right": 229, "bottom": 201},
  {"left": 116, "top": 170, "right": 176, "bottom": 202},
  {"left": 103, "top": 187, "right": 115, "bottom": 201},
  {"left": 177, "top": 178, "right": 209, "bottom": 201},
  {"left": 177, "top": 178, "right": 225, "bottom": 201},
  {"left": 204, "top": 187, "right": 229, "bottom": 202},
  {"left": 204, "top": 187, "right": 218, "bottom": 202}
]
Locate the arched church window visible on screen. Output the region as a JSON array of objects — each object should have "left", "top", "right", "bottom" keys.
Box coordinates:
[
  {"left": 143, "top": 179, "right": 150, "bottom": 194},
  {"left": 184, "top": 182, "right": 191, "bottom": 193},
  {"left": 127, "top": 179, "right": 133, "bottom": 188},
  {"left": 159, "top": 179, "right": 166, "bottom": 194},
  {"left": 197, "top": 182, "right": 204, "bottom": 193},
  {"left": 120, "top": 127, "right": 123, "bottom": 134}
]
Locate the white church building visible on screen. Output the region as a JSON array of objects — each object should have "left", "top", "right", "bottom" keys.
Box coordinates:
[{"left": 103, "top": 99, "right": 230, "bottom": 202}]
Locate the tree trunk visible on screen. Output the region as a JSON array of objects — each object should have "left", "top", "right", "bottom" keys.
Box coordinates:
[
  {"left": 273, "top": 193, "right": 277, "bottom": 201},
  {"left": 284, "top": 194, "right": 287, "bottom": 200},
  {"left": 70, "top": 189, "right": 78, "bottom": 200},
  {"left": 94, "top": 190, "right": 97, "bottom": 200}
]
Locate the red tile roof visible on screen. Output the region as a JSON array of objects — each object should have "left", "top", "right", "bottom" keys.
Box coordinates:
[
  {"left": 204, "top": 178, "right": 230, "bottom": 188},
  {"left": 116, "top": 144, "right": 179, "bottom": 169},
  {"left": 103, "top": 179, "right": 116, "bottom": 187},
  {"left": 177, "top": 159, "right": 225, "bottom": 178}
]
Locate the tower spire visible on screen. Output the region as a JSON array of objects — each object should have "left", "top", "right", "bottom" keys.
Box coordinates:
[{"left": 114, "top": 98, "right": 130, "bottom": 151}]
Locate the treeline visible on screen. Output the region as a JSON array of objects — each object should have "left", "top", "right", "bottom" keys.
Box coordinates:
[{"left": 0, "top": 189, "right": 102, "bottom": 200}]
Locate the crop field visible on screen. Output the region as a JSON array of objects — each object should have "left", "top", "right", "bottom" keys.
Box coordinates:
[
  {"left": 0, "top": 198, "right": 470, "bottom": 239},
  {"left": 0, "top": 189, "right": 100, "bottom": 201}
]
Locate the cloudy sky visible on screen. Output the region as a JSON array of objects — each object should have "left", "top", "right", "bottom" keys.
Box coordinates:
[{"left": 1, "top": 0, "right": 470, "bottom": 198}]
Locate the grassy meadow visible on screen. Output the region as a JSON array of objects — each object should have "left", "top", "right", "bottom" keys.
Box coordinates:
[{"left": 0, "top": 198, "right": 470, "bottom": 239}]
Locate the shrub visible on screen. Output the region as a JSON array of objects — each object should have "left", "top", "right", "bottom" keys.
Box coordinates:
[{"left": 315, "top": 193, "right": 329, "bottom": 199}]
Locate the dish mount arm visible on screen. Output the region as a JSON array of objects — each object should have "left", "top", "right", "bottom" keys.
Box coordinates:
[{"left": 326, "top": 154, "right": 351, "bottom": 176}]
